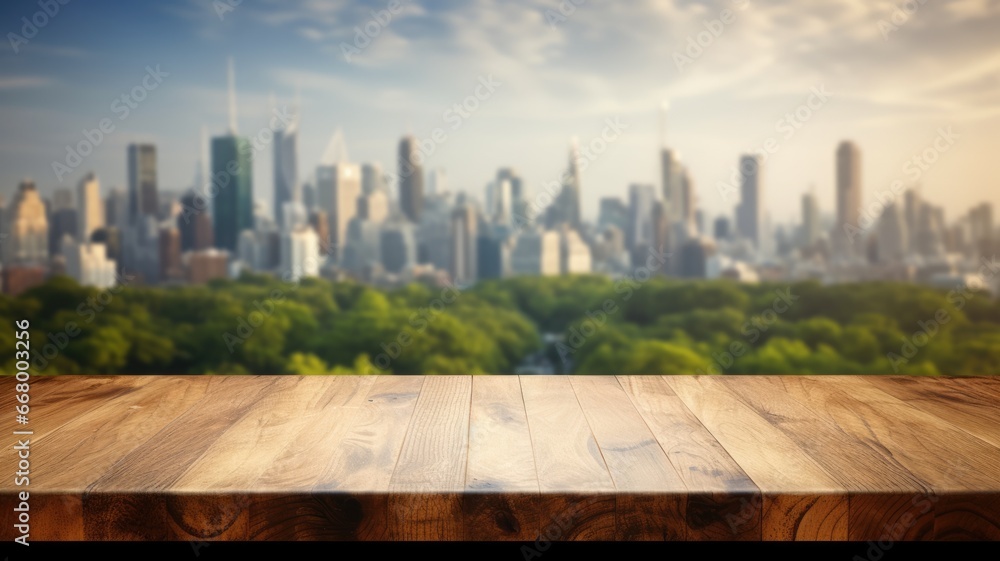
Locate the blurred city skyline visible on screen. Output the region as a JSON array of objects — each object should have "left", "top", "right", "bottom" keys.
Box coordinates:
[{"left": 2, "top": 0, "right": 999, "bottom": 227}]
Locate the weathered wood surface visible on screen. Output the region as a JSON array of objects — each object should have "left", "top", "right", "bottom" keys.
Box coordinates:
[{"left": 1, "top": 375, "right": 997, "bottom": 541}]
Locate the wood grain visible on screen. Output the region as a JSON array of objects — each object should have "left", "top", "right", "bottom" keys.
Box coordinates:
[
  {"left": 387, "top": 375, "right": 471, "bottom": 540},
  {"left": 866, "top": 376, "right": 1000, "bottom": 448},
  {"left": 252, "top": 375, "right": 377, "bottom": 491},
  {"left": 248, "top": 375, "right": 379, "bottom": 540},
  {"left": 664, "top": 375, "right": 848, "bottom": 540},
  {"left": 5, "top": 376, "right": 152, "bottom": 446},
  {"left": 714, "top": 375, "right": 934, "bottom": 541},
  {"left": 253, "top": 375, "right": 422, "bottom": 541},
  {"left": 36, "top": 376, "right": 212, "bottom": 491},
  {"left": 521, "top": 376, "right": 616, "bottom": 540},
  {"left": 1, "top": 374, "right": 997, "bottom": 542},
  {"left": 464, "top": 376, "right": 539, "bottom": 540},
  {"left": 173, "top": 377, "right": 339, "bottom": 491},
  {"left": 799, "top": 375, "right": 1000, "bottom": 540},
  {"left": 617, "top": 375, "right": 760, "bottom": 540},
  {"left": 570, "top": 376, "right": 687, "bottom": 540},
  {"left": 82, "top": 376, "right": 285, "bottom": 540}
]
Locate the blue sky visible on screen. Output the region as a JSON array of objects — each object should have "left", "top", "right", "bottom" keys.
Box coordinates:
[{"left": 2, "top": 0, "right": 999, "bottom": 226}]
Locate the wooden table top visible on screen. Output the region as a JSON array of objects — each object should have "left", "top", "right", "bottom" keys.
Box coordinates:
[{"left": 1, "top": 375, "right": 998, "bottom": 541}]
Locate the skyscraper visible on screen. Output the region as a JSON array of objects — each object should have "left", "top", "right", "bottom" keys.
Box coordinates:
[
  {"left": 357, "top": 188, "right": 389, "bottom": 224},
  {"left": 659, "top": 101, "right": 685, "bottom": 226},
  {"left": 52, "top": 188, "right": 73, "bottom": 211},
  {"left": 969, "top": 202, "right": 993, "bottom": 245},
  {"left": 105, "top": 188, "right": 127, "bottom": 231},
  {"left": 680, "top": 168, "right": 695, "bottom": 226},
  {"left": 679, "top": 237, "right": 717, "bottom": 278},
  {"left": 3, "top": 179, "right": 48, "bottom": 265},
  {"left": 178, "top": 189, "right": 214, "bottom": 252},
  {"left": 309, "top": 209, "right": 331, "bottom": 257},
  {"left": 836, "top": 140, "right": 862, "bottom": 236},
  {"left": 211, "top": 136, "right": 254, "bottom": 252},
  {"left": 417, "top": 192, "right": 454, "bottom": 269},
  {"left": 876, "top": 203, "right": 908, "bottom": 263},
  {"left": 127, "top": 143, "right": 158, "bottom": 226},
  {"left": 802, "top": 190, "right": 821, "bottom": 246},
  {"left": 159, "top": 226, "right": 183, "bottom": 282},
  {"left": 273, "top": 105, "right": 299, "bottom": 231},
  {"left": 634, "top": 199, "right": 672, "bottom": 273},
  {"left": 133, "top": 215, "right": 161, "bottom": 284},
  {"left": 450, "top": 203, "right": 477, "bottom": 285},
  {"left": 496, "top": 167, "right": 526, "bottom": 221},
  {"left": 476, "top": 232, "right": 507, "bottom": 280},
  {"left": 916, "top": 202, "right": 946, "bottom": 258},
  {"left": 211, "top": 60, "right": 253, "bottom": 252},
  {"left": 381, "top": 222, "right": 418, "bottom": 273},
  {"left": 492, "top": 178, "right": 513, "bottom": 226},
  {"left": 559, "top": 139, "right": 582, "bottom": 229},
  {"left": 598, "top": 197, "right": 628, "bottom": 233},
  {"left": 398, "top": 136, "right": 424, "bottom": 223},
  {"left": 736, "top": 154, "right": 763, "bottom": 249},
  {"left": 48, "top": 206, "right": 76, "bottom": 257},
  {"left": 317, "top": 163, "right": 361, "bottom": 260},
  {"left": 627, "top": 183, "right": 656, "bottom": 251},
  {"left": 302, "top": 182, "right": 317, "bottom": 210},
  {"left": 77, "top": 172, "right": 103, "bottom": 242},
  {"left": 661, "top": 149, "right": 684, "bottom": 224},
  {"left": 361, "top": 163, "right": 385, "bottom": 196}
]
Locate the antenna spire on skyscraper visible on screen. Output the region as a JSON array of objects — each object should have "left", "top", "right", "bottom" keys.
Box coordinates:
[{"left": 227, "top": 57, "right": 238, "bottom": 135}]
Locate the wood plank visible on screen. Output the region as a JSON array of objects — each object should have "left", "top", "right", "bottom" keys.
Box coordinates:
[
  {"left": 714, "top": 376, "right": 934, "bottom": 541},
  {"left": 82, "top": 376, "right": 286, "bottom": 540},
  {"left": 35, "top": 376, "right": 212, "bottom": 491},
  {"left": 311, "top": 376, "right": 423, "bottom": 494},
  {"left": 387, "top": 375, "right": 471, "bottom": 540},
  {"left": 163, "top": 377, "right": 348, "bottom": 542},
  {"left": 0, "top": 375, "right": 160, "bottom": 541},
  {"left": 866, "top": 376, "right": 1000, "bottom": 448},
  {"left": 570, "top": 376, "right": 686, "bottom": 540},
  {"left": 3, "top": 376, "right": 153, "bottom": 446},
  {"left": 797, "top": 375, "right": 1000, "bottom": 540},
  {"left": 249, "top": 375, "right": 420, "bottom": 540},
  {"left": 243, "top": 375, "right": 383, "bottom": 540},
  {"left": 664, "top": 376, "right": 847, "bottom": 541},
  {"left": 521, "top": 376, "right": 615, "bottom": 540},
  {"left": 0, "top": 376, "right": 212, "bottom": 541},
  {"left": 617, "top": 375, "right": 761, "bottom": 541},
  {"left": 172, "top": 377, "right": 339, "bottom": 491},
  {"left": 251, "top": 375, "right": 377, "bottom": 491},
  {"left": 463, "top": 376, "right": 539, "bottom": 540},
  {"left": 797, "top": 376, "right": 1000, "bottom": 492}
]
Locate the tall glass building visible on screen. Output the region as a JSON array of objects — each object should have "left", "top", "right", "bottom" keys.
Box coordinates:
[{"left": 211, "top": 136, "right": 254, "bottom": 252}]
